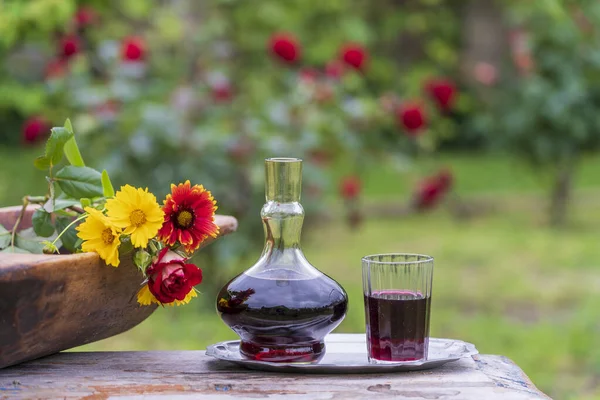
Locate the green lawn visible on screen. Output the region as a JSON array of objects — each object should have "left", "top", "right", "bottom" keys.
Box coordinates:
[{"left": 2, "top": 145, "right": 600, "bottom": 399}]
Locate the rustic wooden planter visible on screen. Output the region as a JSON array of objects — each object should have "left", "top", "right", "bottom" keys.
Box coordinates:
[{"left": 0, "top": 206, "right": 237, "bottom": 369}]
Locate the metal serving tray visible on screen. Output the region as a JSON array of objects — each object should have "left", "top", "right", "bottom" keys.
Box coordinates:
[{"left": 206, "top": 333, "right": 478, "bottom": 374}]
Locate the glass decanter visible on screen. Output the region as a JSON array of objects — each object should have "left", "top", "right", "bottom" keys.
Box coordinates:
[{"left": 216, "top": 157, "right": 348, "bottom": 363}]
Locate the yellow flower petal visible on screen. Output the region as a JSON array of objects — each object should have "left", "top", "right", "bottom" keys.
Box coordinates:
[
  {"left": 106, "top": 185, "right": 164, "bottom": 249},
  {"left": 137, "top": 284, "right": 159, "bottom": 306},
  {"left": 76, "top": 208, "right": 121, "bottom": 267},
  {"left": 165, "top": 289, "right": 197, "bottom": 307}
]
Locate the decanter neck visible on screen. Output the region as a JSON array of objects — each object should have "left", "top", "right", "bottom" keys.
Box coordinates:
[
  {"left": 265, "top": 157, "right": 302, "bottom": 203},
  {"left": 262, "top": 157, "right": 304, "bottom": 251},
  {"left": 261, "top": 201, "right": 304, "bottom": 250}
]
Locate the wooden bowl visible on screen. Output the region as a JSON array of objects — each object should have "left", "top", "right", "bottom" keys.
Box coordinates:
[{"left": 0, "top": 206, "right": 237, "bottom": 369}]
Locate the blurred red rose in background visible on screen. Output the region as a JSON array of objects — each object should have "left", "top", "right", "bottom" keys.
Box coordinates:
[
  {"left": 269, "top": 33, "right": 301, "bottom": 64},
  {"left": 396, "top": 102, "right": 427, "bottom": 136},
  {"left": 60, "top": 35, "right": 80, "bottom": 60},
  {"left": 340, "top": 176, "right": 362, "bottom": 200},
  {"left": 74, "top": 6, "right": 97, "bottom": 29},
  {"left": 122, "top": 36, "right": 146, "bottom": 62},
  {"left": 340, "top": 43, "right": 368, "bottom": 71},
  {"left": 22, "top": 117, "right": 49, "bottom": 145},
  {"left": 414, "top": 169, "right": 454, "bottom": 211},
  {"left": 425, "top": 78, "right": 457, "bottom": 112}
]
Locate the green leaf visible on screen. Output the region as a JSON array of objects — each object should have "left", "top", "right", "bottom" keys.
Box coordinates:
[
  {"left": 63, "top": 137, "right": 85, "bottom": 167},
  {"left": 55, "top": 166, "right": 103, "bottom": 198},
  {"left": 15, "top": 228, "right": 60, "bottom": 254},
  {"left": 101, "top": 170, "right": 115, "bottom": 198},
  {"left": 64, "top": 118, "right": 74, "bottom": 134},
  {"left": 0, "top": 224, "right": 11, "bottom": 249},
  {"left": 55, "top": 217, "right": 80, "bottom": 253},
  {"left": 43, "top": 198, "right": 80, "bottom": 213},
  {"left": 34, "top": 156, "right": 51, "bottom": 170},
  {"left": 45, "top": 127, "right": 74, "bottom": 166},
  {"left": 1, "top": 247, "right": 31, "bottom": 254},
  {"left": 32, "top": 208, "right": 55, "bottom": 237},
  {"left": 63, "top": 119, "right": 85, "bottom": 167}
]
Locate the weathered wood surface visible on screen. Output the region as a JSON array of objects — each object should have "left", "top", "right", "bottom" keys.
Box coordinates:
[
  {"left": 0, "top": 206, "right": 238, "bottom": 370},
  {"left": 0, "top": 335, "right": 550, "bottom": 399}
]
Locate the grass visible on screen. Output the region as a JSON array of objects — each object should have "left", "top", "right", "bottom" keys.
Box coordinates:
[{"left": 2, "top": 145, "right": 600, "bottom": 399}]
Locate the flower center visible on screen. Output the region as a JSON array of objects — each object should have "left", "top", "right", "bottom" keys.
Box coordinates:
[
  {"left": 176, "top": 210, "right": 194, "bottom": 228},
  {"left": 101, "top": 228, "right": 115, "bottom": 245},
  {"left": 130, "top": 209, "right": 147, "bottom": 227}
]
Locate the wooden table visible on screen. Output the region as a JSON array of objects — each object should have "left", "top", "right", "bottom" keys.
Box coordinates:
[{"left": 0, "top": 335, "right": 550, "bottom": 400}]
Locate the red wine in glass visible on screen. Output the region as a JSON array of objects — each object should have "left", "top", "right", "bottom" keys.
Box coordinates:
[
  {"left": 364, "top": 290, "right": 431, "bottom": 362},
  {"left": 217, "top": 269, "right": 348, "bottom": 363}
]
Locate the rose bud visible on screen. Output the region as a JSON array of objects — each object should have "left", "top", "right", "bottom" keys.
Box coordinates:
[
  {"left": 269, "top": 33, "right": 301, "bottom": 64},
  {"left": 146, "top": 248, "right": 202, "bottom": 304}
]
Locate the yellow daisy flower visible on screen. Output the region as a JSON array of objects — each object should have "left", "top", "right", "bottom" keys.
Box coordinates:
[
  {"left": 106, "top": 185, "right": 164, "bottom": 249},
  {"left": 76, "top": 207, "right": 122, "bottom": 267},
  {"left": 137, "top": 284, "right": 197, "bottom": 307}
]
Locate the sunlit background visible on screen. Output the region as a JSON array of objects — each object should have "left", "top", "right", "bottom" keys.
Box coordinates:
[{"left": 2, "top": 1, "right": 600, "bottom": 398}]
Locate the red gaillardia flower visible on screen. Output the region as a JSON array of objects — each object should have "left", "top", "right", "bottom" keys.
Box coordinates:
[
  {"left": 60, "top": 35, "right": 80, "bottom": 60},
  {"left": 121, "top": 36, "right": 146, "bottom": 62},
  {"left": 22, "top": 117, "right": 49, "bottom": 145},
  {"left": 157, "top": 181, "right": 219, "bottom": 253},
  {"left": 396, "top": 102, "right": 427, "bottom": 136},
  {"left": 340, "top": 43, "right": 368, "bottom": 71},
  {"left": 340, "top": 176, "right": 362, "bottom": 200},
  {"left": 269, "top": 33, "right": 301, "bottom": 64},
  {"left": 424, "top": 78, "right": 457, "bottom": 112}
]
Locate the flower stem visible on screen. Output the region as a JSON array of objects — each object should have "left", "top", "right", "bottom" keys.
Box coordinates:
[
  {"left": 10, "top": 197, "right": 30, "bottom": 250},
  {"left": 51, "top": 213, "right": 88, "bottom": 247}
]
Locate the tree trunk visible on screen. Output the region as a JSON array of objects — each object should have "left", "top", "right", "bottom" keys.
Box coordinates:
[{"left": 549, "top": 166, "right": 573, "bottom": 227}]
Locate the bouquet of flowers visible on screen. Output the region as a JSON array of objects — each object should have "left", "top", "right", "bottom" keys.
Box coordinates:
[{"left": 2, "top": 119, "right": 220, "bottom": 307}]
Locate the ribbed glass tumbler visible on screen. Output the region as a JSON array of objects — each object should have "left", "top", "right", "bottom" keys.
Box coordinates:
[{"left": 362, "top": 253, "right": 434, "bottom": 363}]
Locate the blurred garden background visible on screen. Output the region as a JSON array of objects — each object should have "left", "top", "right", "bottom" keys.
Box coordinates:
[{"left": 2, "top": 0, "right": 600, "bottom": 398}]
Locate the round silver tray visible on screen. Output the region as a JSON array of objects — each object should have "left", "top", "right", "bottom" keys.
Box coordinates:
[{"left": 206, "top": 333, "right": 478, "bottom": 373}]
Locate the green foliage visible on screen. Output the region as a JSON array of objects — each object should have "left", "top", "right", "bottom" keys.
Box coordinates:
[{"left": 54, "top": 166, "right": 103, "bottom": 199}]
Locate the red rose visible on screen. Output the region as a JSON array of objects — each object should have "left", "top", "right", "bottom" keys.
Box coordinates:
[
  {"left": 425, "top": 78, "right": 457, "bottom": 112},
  {"left": 325, "top": 60, "right": 344, "bottom": 79},
  {"left": 60, "top": 35, "right": 80, "bottom": 60},
  {"left": 396, "top": 102, "right": 427, "bottom": 136},
  {"left": 121, "top": 36, "right": 146, "bottom": 62},
  {"left": 340, "top": 43, "right": 368, "bottom": 71},
  {"left": 414, "top": 169, "right": 454, "bottom": 211},
  {"left": 146, "top": 248, "right": 202, "bottom": 304},
  {"left": 22, "top": 117, "right": 49, "bottom": 145},
  {"left": 340, "top": 176, "right": 361, "bottom": 200},
  {"left": 74, "top": 6, "right": 97, "bottom": 29},
  {"left": 269, "top": 33, "right": 301, "bottom": 64}
]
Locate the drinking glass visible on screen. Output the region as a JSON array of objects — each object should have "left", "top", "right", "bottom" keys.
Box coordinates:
[{"left": 362, "top": 253, "right": 434, "bottom": 363}]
